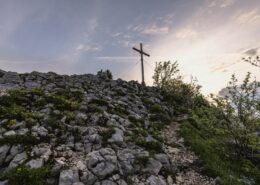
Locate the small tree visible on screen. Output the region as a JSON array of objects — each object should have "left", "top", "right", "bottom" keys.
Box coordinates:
[
  {"left": 153, "top": 61, "right": 181, "bottom": 89},
  {"left": 153, "top": 61, "right": 202, "bottom": 114},
  {"left": 212, "top": 72, "right": 260, "bottom": 158}
]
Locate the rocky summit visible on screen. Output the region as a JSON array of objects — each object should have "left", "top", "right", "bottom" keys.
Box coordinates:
[{"left": 0, "top": 69, "right": 215, "bottom": 185}]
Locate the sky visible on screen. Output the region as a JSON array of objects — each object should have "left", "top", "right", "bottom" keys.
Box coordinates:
[{"left": 0, "top": 0, "right": 260, "bottom": 95}]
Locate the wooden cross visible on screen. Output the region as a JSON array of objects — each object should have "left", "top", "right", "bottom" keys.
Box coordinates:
[{"left": 133, "top": 43, "right": 150, "bottom": 85}]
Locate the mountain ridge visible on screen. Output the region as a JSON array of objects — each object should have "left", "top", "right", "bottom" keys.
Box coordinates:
[{"left": 0, "top": 69, "right": 215, "bottom": 185}]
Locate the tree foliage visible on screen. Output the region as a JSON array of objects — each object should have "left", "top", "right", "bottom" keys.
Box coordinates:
[
  {"left": 154, "top": 61, "right": 260, "bottom": 184},
  {"left": 153, "top": 61, "right": 204, "bottom": 114},
  {"left": 212, "top": 72, "right": 260, "bottom": 159}
]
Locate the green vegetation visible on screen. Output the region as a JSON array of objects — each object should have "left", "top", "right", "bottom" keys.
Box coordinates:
[
  {"left": 150, "top": 104, "right": 164, "bottom": 113},
  {"left": 99, "top": 127, "right": 115, "bottom": 142},
  {"left": 128, "top": 115, "right": 143, "bottom": 124},
  {"left": 45, "top": 95, "right": 79, "bottom": 111},
  {"left": 97, "top": 69, "right": 113, "bottom": 80},
  {"left": 87, "top": 104, "right": 104, "bottom": 113},
  {"left": 153, "top": 61, "right": 260, "bottom": 185},
  {"left": 153, "top": 61, "right": 202, "bottom": 115},
  {"left": 136, "top": 139, "right": 163, "bottom": 153},
  {"left": 0, "top": 134, "right": 39, "bottom": 145},
  {"left": 108, "top": 106, "right": 129, "bottom": 117},
  {"left": 89, "top": 99, "right": 109, "bottom": 106},
  {"left": 1, "top": 165, "right": 54, "bottom": 185},
  {"left": 134, "top": 155, "right": 150, "bottom": 166}
]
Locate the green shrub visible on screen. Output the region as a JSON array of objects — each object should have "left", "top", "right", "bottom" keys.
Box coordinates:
[
  {"left": 89, "top": 99, "right": 109, "bottom": 106},
  {"left": 45, "top": 95, "right": 79, "bottom": 111},
  {"left": 3, "top": 165, "right": 52, "bottom": 185},
  {"left": 108, "top": 106, "right": 129, "bottom": 118},
  {"left": 87, "top": 104, "right": 103, "bottom": 113},
  {"left": 44, "top": 117, "right": 64, "bottom": 130},
  {"left": 181, "top": 119, "right": 260, "bottom": 185},
  {"left": 136, "top": 139, "right": 163, "bottom": 153},
  {"left": 0, "top": 135, "right": 40, "bottom": 146},
  {"left": 149, "top": 113, "right": 171, "bottom": 124},
  {"left": 0, "top": 105, "right": 32, "bottom": 121},
  {"left": 150, "top": 104, "right": 164, "bottom": 114},
  {"left": 141, "top": 97, "right": 153, "bottom": 108},
  {"left": 134, "top": 155, "right": 149, "bottom": 166},
  {"left": 99, "top": 127, "right": 115, "bottom": 142},
  {"left": 128, "top": 116, "right": 145, "bottom": 126}
]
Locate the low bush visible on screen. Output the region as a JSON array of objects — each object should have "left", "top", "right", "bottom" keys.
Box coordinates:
[
  {"left": 0, "top": 134, "right": 40, "bottom": 146},
  {"left": 99, "top": 127, "right": 115, "bottom": 142},
  {"left": 2, "top": 165, "right": 53, "bottom": 185},
  {"left": 136, "top": 139, "right": 163, "bottom": 153}
]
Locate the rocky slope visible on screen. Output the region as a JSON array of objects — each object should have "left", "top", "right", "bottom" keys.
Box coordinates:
[{"left": 0, "top": 70, "right": 215, "bottom": 185}]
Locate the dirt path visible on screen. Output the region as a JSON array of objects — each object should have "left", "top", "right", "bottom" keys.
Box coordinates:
[{"left": 162, "top": 122, "right": 216, "bottom": 185}]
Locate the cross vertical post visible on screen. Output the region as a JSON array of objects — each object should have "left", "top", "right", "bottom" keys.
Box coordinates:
[{"left": 133, "top": 43, "right": 150, "bottom": 86}]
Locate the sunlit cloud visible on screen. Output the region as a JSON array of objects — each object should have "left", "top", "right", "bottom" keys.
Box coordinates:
[
  {"left": 128, "top": 23, "right": 170, "bottom": 35},
  {"left": 210, "top": 61, "right": 240, "bottom": 72},
  {"left": 96, "top": 56, "right": 138, "bottom": 62},
  {"left": 243, "top": 48, "right": 259, "bottom": 56},
  {"left": 75, "top": 43, "right": 101, "bottom": 52},
  {"left": 236, "top": 9, "right": 260, "bottom": 24},
  {"left": 175, "top": 26, "right": 197, "bottom": 39},
  {"left": 207, "top": 0, "right": 236, "bottom": 8}
]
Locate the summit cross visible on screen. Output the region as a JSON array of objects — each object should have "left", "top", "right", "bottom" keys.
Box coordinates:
[{"left": 133, "top": 43, "right": 150, "bottom": 86}]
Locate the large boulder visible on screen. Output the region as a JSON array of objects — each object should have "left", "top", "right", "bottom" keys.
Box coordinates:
[{"left": 86, "top": 148, "right": 118, "bottom": 180}]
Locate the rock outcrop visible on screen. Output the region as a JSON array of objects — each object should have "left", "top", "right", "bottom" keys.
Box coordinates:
[
  {"left": 0, "top": 70, "right": 175, "bottom": 185},
  {"left": 0, "top": 70, "right": 215, "bottom": 185}
]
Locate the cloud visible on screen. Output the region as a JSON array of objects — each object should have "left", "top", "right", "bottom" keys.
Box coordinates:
[
  {"left": 88, "top": 18, "right": 98, "bottom": 33},
  {"left": 244, "top": 48, "right": 259, "bottom": 56},
  {"left": 175, "top": 26, "right": 197, "bottom": 39},
  {"left": 95, "top": 56, "right": 138, "bottom": 62},
  {"left": 207, "top": 0, "right": 236, "bottom": 8},
  {"left": 129, "top": 23, "right": 169, "bottom": 35},
  {"left": 75, "top": 43, "right": 100, "bottom": 52},
  {"left": 141, "top": 25, "right": 169, "bottom": 35},
  {"left": 210, "top": 61, "right": 240, "bottom": 72},
  {"left": 112, "top": 32, "right": 122, "bottom": 38},
  {"left": 236, "top": 10, "right": 260, "bottom": 24}
]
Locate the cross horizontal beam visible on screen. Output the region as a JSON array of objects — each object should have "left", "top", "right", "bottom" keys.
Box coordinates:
[{"left": 132, "top": 47, "right": 150, "bottom": 57}]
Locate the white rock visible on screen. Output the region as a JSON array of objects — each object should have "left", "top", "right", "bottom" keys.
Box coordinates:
[
  {"left": 9, "top": 152, "right": 27, "bottom": 169},
  {"left": 3, "top": 130, "right": 16, "bottom": 136},
  {"left": 59, "top": 169, "right": 79, "bottom": 185},
  {"left": 26, "top": 158, "right": 44, "bottom": 169}
]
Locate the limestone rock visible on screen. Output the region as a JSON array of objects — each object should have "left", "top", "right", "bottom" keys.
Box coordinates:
[
  {"left": 26, "top": 158, "right": 44, "bottom": 169},
  {"left": 8, "top": 152, "right": 27, "bottom": 169},
  {"left": 0, "top": 145, "right": 10, "bottom": 166},
  {"left": 59, "top": 169, "right": 80, "bottom": 185}
]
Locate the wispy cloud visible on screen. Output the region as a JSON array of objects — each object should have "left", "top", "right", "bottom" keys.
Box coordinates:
[
  {"left": 175, "top": 26, "right": 197, "bottom": 39},
  {"left": 210, "top": 60, "right": 240, "bottom": 72},
  {"left": 236, "top": 9, "right": 260, "bottom": 24},
  {"left": 207, "top": 0, "right": 236, "bottom": 8},
  {"left": 95, "top": 56, "right": 139, "bottom": 62},
  {"left": 75, "top": 43, "right": 101, "bottom": 52},
  {"left": 243, "top": 47, "right": 259, "bottom": 56},
  {"left": 129, "top": 23, "right": 169, "bottom": 35}
]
